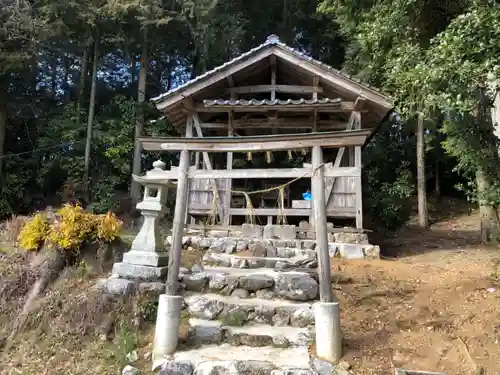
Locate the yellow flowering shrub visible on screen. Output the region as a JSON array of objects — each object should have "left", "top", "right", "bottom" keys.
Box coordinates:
[
  {"left": 18, "top": 204, "right": 124, "bottom": 252},
  {"left": 96, "top": 211, "right": 123, "bottom": 242},
  {"left": 47, "top": 204, "right": 96, "bottom": 250},
  {"left": 18, "top": 213, "right": 49, "bottom": 251}
]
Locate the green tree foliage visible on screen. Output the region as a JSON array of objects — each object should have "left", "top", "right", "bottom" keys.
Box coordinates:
[
  {"left": 4, "top": 0, "right": 493, "bottom": 235},
  {"left": 319, "top": 0, "right": 500, "bottom": 238}
]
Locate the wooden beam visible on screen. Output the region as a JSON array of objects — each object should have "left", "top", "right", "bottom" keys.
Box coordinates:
[
  {"left": 154, "top": 166, "right": 361, "bottom": 180},
  {"left": 191, "top": 112, "right": 224, "bottom": 221},
  {"left": 226, "top": 207, "right": 355, "bottom": 217},
  {"left": 225, "top": 110, "right": 234, "bottom": 226},
  {"left": 227, "top": 75, "right": 237, "bottom": 100},
  {"left": 312, "top": 145, "right": 333, "bottom": 303},
  {"left": 227, "top": 84, "right": 324, "bottom": 95},
  {"left": 196, "top": 101, "right": 358, "bottom": 113},
  {"left": 185, "top": 224, "right": 365, "bottom": 233},
  {"left": 324, "top": 109, "right": 361, "bottom": 203},
  {"left": 200, "top": 119, "right": 350, "bottom": 130},
  {"left": 185, "top": 207, "right": 355, "bottom": 217},
  {"left": 139, "top": 130, "right": 370, "bottom": 152},
  {"left": 313, "top": 76, "right": 319, "bottom": 100},
  {"left": 270, "top": 56, "right": 277, "bottom": 101},
  {"left": 354, "top": 96, "right": 366, "bottom": 110}
]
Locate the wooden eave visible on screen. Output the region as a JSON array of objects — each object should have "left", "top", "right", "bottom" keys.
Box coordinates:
[{"left": 151, "top": 37, "right": 394, "bottom": 136}]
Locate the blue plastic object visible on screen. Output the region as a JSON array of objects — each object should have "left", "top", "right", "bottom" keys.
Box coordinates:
[{"left": 302, "top": 191, "right": 312, "bottom": 201}]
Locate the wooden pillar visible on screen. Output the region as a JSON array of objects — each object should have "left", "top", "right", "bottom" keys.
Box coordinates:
[
  {"left": 195, "top": 152, "right": 200, "bottom": 169},
  {"left": 310, "top": 109, "right": 319, "bottom": 226},
  {"left": 191, "top": 112, "right": 224, "bottom": 221},
  {"left": 354, "top": 145, "right": 363, "bottom": 230},
  {"left": 353, "top": 107, "right": 363, "bottom": 231},
  {"left": 224, "top": 111, "right": 234, "bottom": 226},
  {"left": 165, "top": 147, "right": 190, "bottom": 296},
  {"left": 185, "top": 117, "right": 194, "bottom": 225},
  {"left": 312, "top": 145, "right": 333, "bottom": 302},
  {"left": 270, "top": 56, "right": 277, "bottom": 101},
  {"left": 312, "top": 76, "right": 319, "bottom": 100}
]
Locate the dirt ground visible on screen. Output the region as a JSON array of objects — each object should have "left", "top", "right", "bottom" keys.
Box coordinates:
[
  {"left": 340, "top": 201, "right": 500, "bottom": 375},
  {"left": 1, "top": 198, "right": 500, "bottom": 375}
]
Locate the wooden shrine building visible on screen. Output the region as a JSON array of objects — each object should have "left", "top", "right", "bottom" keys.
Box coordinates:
[{"left": 138, "top": 35, "right": 393, "bottom": 231}]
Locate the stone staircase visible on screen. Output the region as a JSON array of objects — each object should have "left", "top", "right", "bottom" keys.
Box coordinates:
[
  {"left": 157, "top": 234, "right": 372, "bottom": 374},
  {"left": 102, "top": 230, "right": 378, "bottom": 375}
]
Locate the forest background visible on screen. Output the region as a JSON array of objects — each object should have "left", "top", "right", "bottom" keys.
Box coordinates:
[{"left": 2, "top": 0, "right": 500, "bottom": 240}]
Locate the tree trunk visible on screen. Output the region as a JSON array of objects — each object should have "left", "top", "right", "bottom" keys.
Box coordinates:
[
  {"left": 0, "top": 77, "right": 7, "bottom": 187},
  {"left": 131, "top": 54, "right": 137, "bottom": 87},
  {"left": 131, "top": 28, "right": 148, "bottom": 204},
  {"left": 435, "top": 159, "right": 441, "bottom": 200},
  {"left": 83, "top": 30, "right": 100, "bottom": 201},
  {"left": 416, "top": 112, "right": 428, "bottom": 229},
  {"left": 166, "top": 62, "right": 173, "bottom": 91},
  {"left": 476, "top": 169, "right": 500, "bottom": 243},
  {"left": 63, "top": 53, "right": 70, "bottom": 101},
  {"left": 5, "top": 248, "right": 69, "bottom": 348},
  {"left": 51, "top": 54, "right": 57, "bottom": 100},
  {"left": 191, "top": 42, "right": 204, "bottom": 79},
  {"left": 76, "top": 45, "right": 89, "bottom": 128}
]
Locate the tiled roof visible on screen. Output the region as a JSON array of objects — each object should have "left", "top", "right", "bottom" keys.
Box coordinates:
[
  {"left": 150, "top": 35, "right": 393, "bottom": 105},
  {"left": 203, "top": 98, "right": 342, "bottom": 107}
]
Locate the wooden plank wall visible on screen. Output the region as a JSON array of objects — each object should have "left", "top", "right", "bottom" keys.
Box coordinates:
[
  {"left": 326, "top": 176, "right": 356, "bottom": 211},
  {"left": 188, "top": 178, "right": 227, "bottom": 211}
]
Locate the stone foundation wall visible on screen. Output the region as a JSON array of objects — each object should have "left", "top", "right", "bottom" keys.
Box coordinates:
[{"left": 167, "top": 234, "right": 380, "bottom": 260}]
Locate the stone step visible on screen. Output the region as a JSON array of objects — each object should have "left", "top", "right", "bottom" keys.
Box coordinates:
[
  {"left": 183, "top": 293, "right": 315, "bottom": 326},
  {"left": 272, "top": 248, "right": 317, "bottom": 259},
  {"left": 163, "top": 344, "right": 312, "bottom": 374},
  {"left": 182, "top": 269, "right": 320, "bottom": 301},
  {"left": 203, "top": 252, "right": 317, "bottom": 270},
  {"left": 158, "top": 345, "right": 352, "bottom": 375},
  {"left": 175, "top": 232, "right": 370, "bottom": 249},
  {"left": 187, "top": 318, "right": 313, "bottom": 348},
  {"left": 170, "top": 235, "right": 380, "bottom": 260},
  {"left": 197, "top": 266, "right": 352, "bottom": 284}
]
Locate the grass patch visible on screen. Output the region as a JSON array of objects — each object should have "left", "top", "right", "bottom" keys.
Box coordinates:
[
  {"left": 222, "top": 310, "right": 247, "bottom": 327},
  {"left": 180, "top": 246, "right": 205, "bottom": 269}
]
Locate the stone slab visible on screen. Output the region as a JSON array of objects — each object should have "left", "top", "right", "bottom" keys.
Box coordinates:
[
  {"left": 339, "top": 244, "right": 365, "bottom": 259},
  {"left": 188, "top": 319, "right": 224, "bottom": 344},
  {"left": 203, "top": 253, "right": 317, "bottom": 270},
  {"left": 334, "top": 232, "right": 369, "bottom": 244},
  {"left": 264, "top": 225, "right": 297, "bottom": 240},
  {"left": 200, "top": 267, "right": 350, "bottom": 284},
  {"left": 96, "top": 278, "right": 136, "bottom": 296},
  {"left": 186, "top": 293, "right": 313, "bottom": 310},
  {"left": 242, "top": 224, "right": 263, "bottom": 238},
  {"left": 271, "top": 370, "right": 317, "bottom": 375},
  {"left": 188, "top": 319, "right": 311, "bottom": 348},
  {"left": 138, "top": 281, "right": 166, "bottom": 294},
  {"left": 195, "top": 360, "right": 276, "bottom": 375},
  {"left": 122, "top": 250, "right": 169, "bottom": 267},
  {"left": 227, "top": 323, "right": 312, "bottom": 347},
  {"left": 363, "top": 245, "right": 381, "bottom": 259},
  {"left": 112, "top": 262, "right": 168, "bottom": 281},
  {"left": 174, "top": 344, "right": 311, "bottom": 369}
]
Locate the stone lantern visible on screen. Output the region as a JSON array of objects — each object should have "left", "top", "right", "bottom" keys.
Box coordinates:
[{"left": 118, "top": 160, "right": 171, "bottom": 276}]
